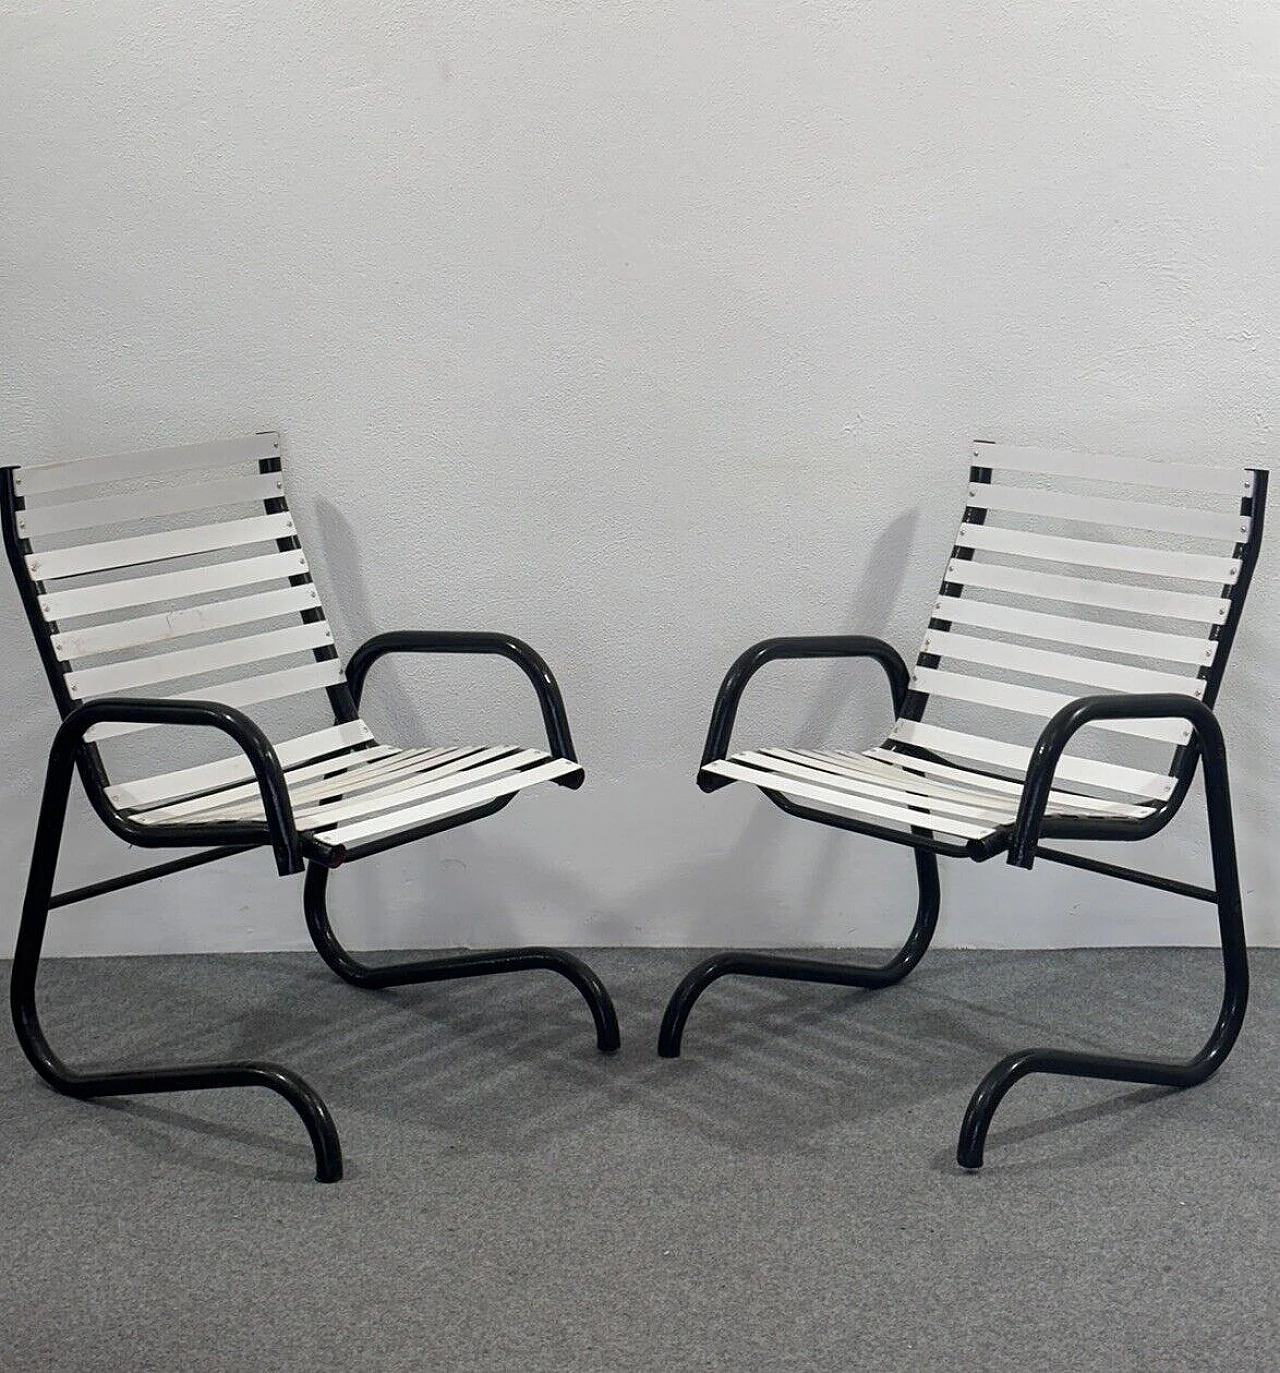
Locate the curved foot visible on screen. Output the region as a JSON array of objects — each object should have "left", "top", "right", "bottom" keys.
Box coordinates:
[
  {"left": 12, "top": 995, "right": 343, "bottom": 1182},
  {"left": 658, "top": 850, "right": 940, "bottom": 1057},
  {"left": 956, "top": 1035, "right": 1241, "bottom": 1172},
  {"left": 304, "top": 862, "right": 620, "bottom": 1052}
]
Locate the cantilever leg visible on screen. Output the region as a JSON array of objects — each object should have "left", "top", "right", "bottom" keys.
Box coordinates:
[
  {"left": 658, "top": 849, "right": 940, "bottom": 1057},
  {"left": 957, "top": 794, "right": 1249, "bottom": 1170},
  {"left": 10, "top": 753, "right": 342, "bottom": 1183},
  {"left": 303, "top": 863, "right": 621, "bottom": 1053}
]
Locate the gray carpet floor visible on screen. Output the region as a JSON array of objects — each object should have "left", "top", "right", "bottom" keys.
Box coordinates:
[{"left": 0, "top": 947, "right": 1276, "bottom": 1371}]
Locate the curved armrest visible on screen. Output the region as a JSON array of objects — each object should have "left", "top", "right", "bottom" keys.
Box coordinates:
[
  {"left": 62, "top": 697, "right": 302, "bottom": 876},
  {"left": 699, "top": 635, "right": 910, "bottom": 791},
  {"left": 1008, "top": 692, "right": 1227, "bottom": 870},
  {"left": 346, "top": 631, "right": 580, "bottom": 775}
]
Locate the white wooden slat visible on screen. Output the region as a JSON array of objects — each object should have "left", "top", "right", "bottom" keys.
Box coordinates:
[
  {"left": 85, "top": 660, "right": 347, "bottom": 742},
  {"left": 37, "top": 551, "right": 311, "bottom": 621},
  {"left": 770, "top": 748, "right": 1149, "bottom": 819},
  {"left": 19, "top": 473, "right": 287, "bottom": 538},
  {"left": 856, "top": 745, "right": 1142, "bottom": 815},
  {"left": 910, "top": 665, "right": 1193, "bottom": 745},
  {"left": 66, "top": 621, "right": 335, "bottom": 698},
  {"left": 51, "top": 585, "right": 323, "bottom": 660},
  {"left": 260, "top": 746, "right": 501, "bottom": 817},
  {"left": 940, "top": 559, "right": 1229, "bottom": 624},
  {"left": 165, "top": 746, "right": 497, "bottom": 824},
  {"left": 135, "top": 745, "right": 466, "bottom": 823},
  {"left": 15, "top": 434, "right": 279, "bottom": 498},
  {"left": 131, "top": 746, "right": 404, "bottom": 819},
  {"left": 290, "top": 748, "right": 548, "bottom": 829},
  {"left": 954, "top": 523, "right": 1240, "bottom": 583},
  {"left": 701, "top": 759, "right": 991, "bottom": 840},
  {"left": 882, "top": 721, "right": 1178, "bottom": 801},
  {"left": 312, "top": 758, "right": 583, "bottom": 847},
  {"left": 966, "top": 480, "right": 1249, "bottom": 543},
  {"left": 973, "top": 442, "right": 1254, "bottom": 498},
  {"left": 28, "top": 514, "right": 298, "bottom": 582},
  {"left": 928, "top": 596, "right": 1216, "bottom": 666},
  {"left": 104, "top": 720, "right": 376, "bottom": 809},
  {"left": 732, "top": 751, "right": 1015, "bottom": 823},
  {"left": 921, "top": 630, "right": 1204, "bottom": 698}
]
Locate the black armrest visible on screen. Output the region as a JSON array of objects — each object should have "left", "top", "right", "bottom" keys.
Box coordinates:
[
  {"left": 60, "top": 697, "right": 302, "bottom": 876},
  {"left": 346, "top": 631, "right": 581, "bottom": 783},
  {"left": 699, "top": 635, "right": 910, "bottom": 791},
  {"left": 1008, "top": 692, "right": 1226, "bottom": 870}
]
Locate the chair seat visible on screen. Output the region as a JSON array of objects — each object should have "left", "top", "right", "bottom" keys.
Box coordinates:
[
  {"left": 701, "top": 744, "right": 1156, "bottom": 844},
  {"left": 125, "top": 741, "right": 582, "bottom": 849}
]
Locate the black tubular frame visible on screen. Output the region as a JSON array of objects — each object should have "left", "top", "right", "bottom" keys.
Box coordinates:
[
  {"left": 299, "top": 631, "right": 618, "bottom": 1052},
  {"left": 2, "top": 451, "right": 618, "bottom": 1185},
  {"left": 663, "top": 461, "right": 1267, "bottom": 1171}
]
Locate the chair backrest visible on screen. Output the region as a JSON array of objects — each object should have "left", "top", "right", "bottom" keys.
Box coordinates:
[
  {"left": 2, "top": 432, "right": 376, "bottom": 810},
  {"left": 888, "top": 442, "right": 1267, "bottom": 804}
]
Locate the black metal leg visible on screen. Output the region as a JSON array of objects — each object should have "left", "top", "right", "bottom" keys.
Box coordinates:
[
  {"left": 303, "top": 862, "right": 621, "bottom": 1053},
  {"left": 957, "top": 793, "right": 1249, "bottom": 1170},
  {"left": 10, "top": 750, "right": 343, "bottom": 1184},
  {"left": 658, "top": 849, "right": 941, "bottom": 1057}
]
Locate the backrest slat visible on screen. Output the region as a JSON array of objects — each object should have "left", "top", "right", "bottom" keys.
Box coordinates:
[
  {"left": 18, "top": 473, "right": 287, "bottom": 539},
  {"left": 12, "top": 433, "right": 279, "bottom": 497},
  {"left": 84, "top": 661, "right": 348, "bottom": 743},
  {"left": 5, "top": 432, "right": 367, "bottom": 799},
  {"left": 892, "top": 441, "right": 1266, "bottom": 801},
  {"left": 977, "top": 443, "right": 1255, "bottom": 497},
  {"left": 39, "top": 551, "right": 311, "bottom": 620}
]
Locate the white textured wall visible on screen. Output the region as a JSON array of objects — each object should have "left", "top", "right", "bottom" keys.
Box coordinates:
[{"left": 1, "top": 2, "right": 1277, "bottom": 956}]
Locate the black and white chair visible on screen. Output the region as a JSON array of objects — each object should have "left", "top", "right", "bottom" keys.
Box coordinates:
[
  {"left": 2, "top": 432, "right": 619, "bottom": 1183},
  {"left": 662, "top": 442, "right": 1266, "bottom": 1169}
]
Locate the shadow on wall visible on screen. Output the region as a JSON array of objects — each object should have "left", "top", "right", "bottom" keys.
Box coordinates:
[{"left": 622, "top": 506, "right": 923, "bottom": 944}]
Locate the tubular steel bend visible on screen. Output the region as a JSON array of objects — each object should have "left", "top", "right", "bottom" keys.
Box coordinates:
[
  {"left": 658, "top": 848, "right": 940, "bottom": 1056},
  {"left": 698, "top": 635, "right": 910, "bottom": 790},
  {"left": 12, "top": 701, "right": 340, "bottom": 1183},
  {"left": 346, "top": 630, "right": 582, "bottom": 784},
  {"left": 957, "top": 692, "right": 1248, "bottom": 1170},
  {"left": 303, "top": 863, "right": 620, "bottom": 1053}
]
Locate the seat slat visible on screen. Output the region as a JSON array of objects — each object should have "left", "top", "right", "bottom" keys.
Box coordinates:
[
  {"left": 940, "top": 560, "right": 1229, "bottom": 624},
  {"left": 37, "top": 551, "right": 312, "bottom": 621},
  {"left": 974, "top": 442, "right": 1255, "bottom": 498},
  {"left": 161, "top": 746, "right": 497, "bottom": 824},
  {"left": 922, "top": 629, "right": 1204, "bottom": 697},
  {"left": 701, "top": 759, "right": 992, "bottom": 840},
  {"left": 51, "top": 585, "right": 324, "bottom": 660},
  {"left": 14, "top": 433, "right": 279, "bottom": 498},
  {"left": 85, "top": 660, "right": 347, "bottom": 741},
  {"left": 310, "top": 757, "right": 583, "bottom": 847},
  {"left": 66, "top": 621, "right": 335, "bottom": 698},
  {"left": 734, "top": 751, "right": 1015, "bottom": 822},
  {"left": 135, "top": 745, "right": 469, "bottom": 822},
  {"left": 966, "top": 479, "right": 1248, "bottom": 543},
  {"left": 928, "top": 596, "right": 1215, "bottom": 666},
  {"left": 18, "top": 473, "right": 286, "bottom": 538},
  {"left": 289, "top": 748, "right": 548, "bottom": 828},
  {"left": 885, "top": 721, "right": 1179, "bottom": 799},
  {"left": 29, "top": 514, "right": 298, "bottom": 582},
  {"left": 955, "top": 523, "right": 1240, "bottom": 583},
  {"left": 770, "top": 748, "right": 1149, "bottom": 818},
  {"left": 104, "top": 720, "right": 376, "bottom": 809},
  {"left": 910, "top": 666, "right": 1193, "bottom": 744}
]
